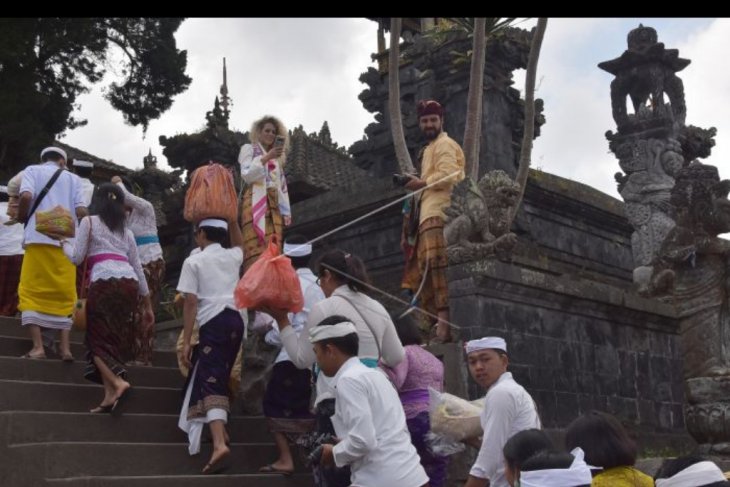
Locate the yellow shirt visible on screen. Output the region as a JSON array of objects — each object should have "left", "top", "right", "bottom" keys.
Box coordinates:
[
  {"left": 592, "top": 466, "right": 654, "bottom": 487},
  {"left": 419, "top": 131, "right": 465, "bottom": 223}
]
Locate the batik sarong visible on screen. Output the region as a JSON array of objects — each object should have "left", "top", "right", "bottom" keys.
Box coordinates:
[
  {"left": 84, "top": 277, "right": 139, "bottom": 384},
  {"left": 263, "top": 360, "right": 315, "bottom": 435},
  {"left": 0, "top": 254, "right": 23, "bottom": 316}
]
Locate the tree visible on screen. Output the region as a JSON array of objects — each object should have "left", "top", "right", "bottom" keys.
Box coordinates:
[
  {"left": 388, "top": 18, "right": 415, "bottom": 174},
  {"left": 0, "top": 18, "right": 192, "bottom": 178},
  {"left": 463, "top": 18, "right": 487, "bottom": 180},
  {"left": 511, "top": 18, "right": 548, "bottom": 224}
]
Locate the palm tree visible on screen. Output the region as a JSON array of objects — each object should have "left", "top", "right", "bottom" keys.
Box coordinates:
[
  {"left": 388, "top": 18, "right": 415, "bottom": 174},
  {"left": 463, "top": 18, "right": 487, "bottom": 180}
]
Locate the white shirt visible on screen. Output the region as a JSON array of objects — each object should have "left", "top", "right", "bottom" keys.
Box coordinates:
[
  {"left": 116, "top": 182, "right": 163, "bottom": 264},
  {"left": 331, "top": 357, "right": 429, "bottom": 487},
  {"left": 20, "top": 163, "right": 86, "bottom": 247},
  {"left": 176, "top": 243, "right": 244, "bottom": 326},
  {"left": 79, "top": 177, "right": 95, "bottom": 207},
  {"left": 0, "top": 203, "right": 24, "bottom": 255},
  {"left": 470, "top": 372, "right": 541, "bottom": 486},
  {"left": 279, "top": 284, "right": 405, "bottom": 404},
  {"left": 265, "top": 268, "right": 325, "bottom": 363},
  {"left": 65, "top": 216, "right": 149, "bottom": 296}
]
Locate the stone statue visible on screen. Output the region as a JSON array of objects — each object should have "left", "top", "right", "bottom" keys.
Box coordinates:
[
  {"left": 444, "top": 170, "right": 519, "bottom": 263},
  {"left": 649, "top": 162, "right": 730, "bottom": 454}
]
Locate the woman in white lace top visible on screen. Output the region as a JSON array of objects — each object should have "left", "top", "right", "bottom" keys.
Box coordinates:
[{"left": 61, "top": 183, "right": 154, "bottom": 414}]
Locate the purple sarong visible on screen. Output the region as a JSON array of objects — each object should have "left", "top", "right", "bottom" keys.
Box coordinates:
[
  {"left": 183, "top": 308, "right": 244, "bottom": 420},
  {"left": 407, "top": 410, "right": 448, "bottom": 487}
]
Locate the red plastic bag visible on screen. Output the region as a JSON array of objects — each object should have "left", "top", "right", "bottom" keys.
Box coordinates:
[
  {"left": 184, "top": 162, "right": 238, "bottom": 223},
  {"left": 234, "top": 236, "right": 304, "bottom": 312}
]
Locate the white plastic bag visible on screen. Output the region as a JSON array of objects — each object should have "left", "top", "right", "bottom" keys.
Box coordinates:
[{"left": 427, "top": 387, "right": 485, "bottom": 456}]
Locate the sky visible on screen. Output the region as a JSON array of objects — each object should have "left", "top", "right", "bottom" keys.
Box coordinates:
[{"left": 61, "top": 18, "right": 727, "bottom": 200}]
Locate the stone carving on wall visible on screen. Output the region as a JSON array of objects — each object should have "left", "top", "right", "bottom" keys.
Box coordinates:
[
  {"left": 650, "top": 162, "right": 730, "bottom": 453},
  {"left": 444, "top": 170, "right": 519, "bottom": 263}
]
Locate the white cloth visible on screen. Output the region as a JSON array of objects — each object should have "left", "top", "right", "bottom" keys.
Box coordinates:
[
  {"left": 265, "top": 268, "right": 325, "bottom": 364},
  {"left": 309, "top": 321, "right": 357, "bottom": 342},
  {"left": 199, "top": 218, "right": 228, "bottom": 229},
  {"left": 20, "top": 162, "right": 86, "bottom": 247},
  {"left": 65, "top": 216, "right": 149, "bottom": 296},
  {"left": 331, "top": 357, "right": 429, "bottom": 487},
  {"left": 116, "top": 182, "right": 163, "bottom": 265},
  {"left": 79, "top": 177, "right": 95, "bottom": 207},
  {"left": 176, "top": 243, "right": 244, "bottom": 326},
  {"left": 279, "top": 284, "right": 405, "bottom": 405},
  {"left": 465, "top": 336, "right": 507, "bottom": 354},
  {"left": 0, "top": 203, "right": 24, "bottom": 255},
  {"left": 655, "top": 461, "right": 727, "bottom": 487},
  {"left": 470, "top": 372, "right": 541, "bottom": 486},
  {"left": 519, "top": 447, "right": 594, "bottom": 487},
  {"left": 283, "top": 242, "right": 312, "bottom": 257},
  {"left": 21, "top": 311, "right": 70, "bottom": 330},
  {"left": 41, "top": 146, "right": 67, "bottom": 161},
  {"left": 177, "top": 361, "right": 228, "bottom": 455}
]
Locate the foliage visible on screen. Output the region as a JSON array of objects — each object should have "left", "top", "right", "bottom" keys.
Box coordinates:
[{"left": 0, "top": 18, "right": 192, "bottom": 179}]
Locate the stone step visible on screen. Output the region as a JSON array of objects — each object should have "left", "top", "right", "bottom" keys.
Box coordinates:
[
  {"left": 0, "top": 356, "right": 184, "bottom": 388},
  {"left": 0, "top": 334, "right": 179, "bottom": 367},
  {"left": 9, "top": 442, "right": 306, "bottom": 478},
  {"left": 0, "top": 379, "right": 181, "bottom": 414},
  {"left": 0, "top": 411, "right": 271, "bottom": 445},
  {"left": 45, "top": 473, "right": 312, "bottom": 487}
]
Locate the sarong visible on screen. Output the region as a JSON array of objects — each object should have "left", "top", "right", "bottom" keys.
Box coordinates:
[
  {"left": 263, "top": 360, "right": 315, "bottom": 435},
  {"left": 18, "top": 244, "right": 77, "bottom": 329},
  {"left": 84, "top": 277, "right": 139, "bottom": 384},
  {"left": 241, "top": 187, "right": 283, "bottom": 272},
  {"left": 0, "top": 254, "right": 23, "bottom": 316},
  {"left": 178, "top": 308, "right": 244, "bottom": 455},
  {"left": 401, "top": 216, "right": 449, "bottom": 317},
  {"left": 406, "top": 411, "right": 448, "bottom": 487}
]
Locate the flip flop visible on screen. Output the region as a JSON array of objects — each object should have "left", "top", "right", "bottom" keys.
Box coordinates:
[
  {"left": 89, "top": 404, "right": 114, "bottom": 414},
  {"left": 202, "top": 450, "right": 231, "bottom": 475},
  {"left": 258, "top": 464, "right": 294, "bottom": 476},
  {"left": 20, "top": 352, "right": 46, "bottom": 360},
  {"left": 110, "top": 387, "right": 132, "bottom": 417},
  {"left": 61, "top": 353, "right": 74, "bottom": 363}
]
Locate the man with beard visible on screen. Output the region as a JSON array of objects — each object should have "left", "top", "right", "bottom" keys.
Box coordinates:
[{"left": 400, "top": 99, "right": 465, "bottom": 343}]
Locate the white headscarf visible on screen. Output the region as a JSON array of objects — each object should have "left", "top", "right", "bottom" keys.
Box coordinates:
[
  {"left": 465, "top": 336, "right": 507, "bottom": 355},
  {"left": 655, "top": 461, "right": 727, "bottom": 487},
  {"left": 519, "top": 448, "right": 594, "bottom": 487},
  {"left": 309, "top": 321, "right": 357, "bottom": 343}
]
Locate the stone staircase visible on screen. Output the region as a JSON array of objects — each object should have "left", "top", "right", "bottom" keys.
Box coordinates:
[{"left": 0, "top": 317, "right": 311, "bottom": 486}]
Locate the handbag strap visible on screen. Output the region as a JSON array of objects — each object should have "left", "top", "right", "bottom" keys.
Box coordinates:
[
  {"left": 334, "top": 294, "right": 382, "bottom": 361},
  {"left": 79, "top": 217, "right": 93, "bottom": 299},
  {"left": 24, "top": 168, "right": 64, "bottom": 228}
]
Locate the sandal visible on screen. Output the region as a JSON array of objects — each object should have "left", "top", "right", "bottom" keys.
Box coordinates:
[
  {"left": 258, "top": 464, "right": 294, "bottom": 476},
  {"left": 202, "top": 448, "right": 231, "bottom": 475},
  {"left": 61, "top": 353, "right": 74, "bottom": 363},
  {"left": 90, "top": 404, "right": 114, "bottom": 414},
  {"left": 20, "top": 352, "right": 46, "bottom": 360}
]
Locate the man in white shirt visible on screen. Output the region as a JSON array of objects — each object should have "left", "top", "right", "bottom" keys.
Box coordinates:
[
  {"left": 311, "top": 315, "right": 430, "bottom": 487},
  {"left": 464, "top": 337, "right": 541, "bottom": 487},
  {"left": 177, "top": 217, "right": 246, "bottom": 474},
  {"left": 0, "top": 184, "right": 25, "bottom": 316},
  {"left": 258, "top": 234, "right": 325, "bottom": 475},
  {"left": 16, "top": 147, "right": 88, "bottom": 360}
]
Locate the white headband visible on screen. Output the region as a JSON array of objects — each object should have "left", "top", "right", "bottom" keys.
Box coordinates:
[
  {"left": 198, "top": 218, "right": 228, "bottom": 230},
  {"left": 520, "top": 448, "right": 594, "bottom": 487},
  {"left": 465, "top": 336, "right": 507, "bottom": 355},
  {"left": 655, "top": 461, "right": 727, "bottom": 487},
  {"left": 309, "top": 321, "right": 357, "bottom": 343},
  {"left": 0, "top": 185, "right": 7, "bottom": 194},
  {"left": 284, "top": 242, "right": 312, "bottom": 257},
  {"left": 40, "top": 146, "right": 67, "bottom": 161},
  {"left": 72, "top": 159, "right": 94, "bottom": 168}
]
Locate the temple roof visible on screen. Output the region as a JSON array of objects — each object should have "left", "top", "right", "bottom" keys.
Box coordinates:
[
  {"left": 285, "top": 127, "right": 371, "bottom": 202},
  {"left": 54, "top": 140, "right": 131, "bottom": 180}
]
